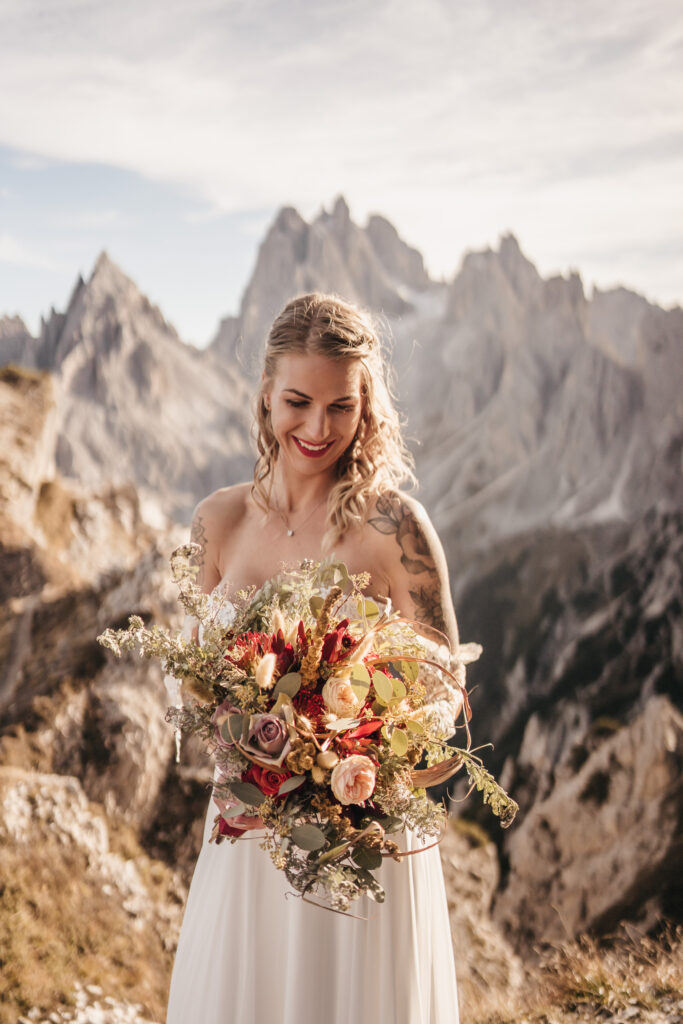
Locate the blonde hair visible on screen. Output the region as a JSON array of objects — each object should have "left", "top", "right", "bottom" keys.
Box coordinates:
[{"left": 251, "top": 292, "right": 416, "bottom": 549}]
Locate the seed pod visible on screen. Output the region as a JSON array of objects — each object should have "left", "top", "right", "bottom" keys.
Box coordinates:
[{"left": 317, "top": 750, "right": 340, "bottom": 770}]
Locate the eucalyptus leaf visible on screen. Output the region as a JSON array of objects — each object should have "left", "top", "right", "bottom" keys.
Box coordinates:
[
  {"left": 290, "top": 823, "right": 327, "bottom": 851},
  {"left": 406, "top": 719, "right": 425, "bottom": 735},
  {"left": 390, "top": 728, "right": 409, "bottom": 756},
  {"left": 219, "top": 714, "right": 243, "bottom": 745},
  {"left": 401, "top": 660, "right": 420, "bottom": 683},
  {"left": 350, "top": 663, "right": 371, "bottom": 685},
  {"left": 377, "top": 815, "right": 403, "bottom": 833},
  {"left": 372, "top": 671, "right": 394, "bottom": 705},
  {"left": 221, "top": 802, "right": 246, "bottom": 819},
  {"left": 318, "top": 841, "right": 351, "bottom": 865},
  {"left": 391, "top": 677, "right": 407, "bottom": 699},
  {"left": 272, "top": 672, "right": 302, "bottom": 699},
  {"left": 356, "top": 597, "right": 380, "bottom": 622},
  {"left": 353, "top": 847, "right": 383, "bottom": 870},
  {"left": 228, "top": 781, "right": 266, "bottom": 806},
  {"left": 333, "top": 564, "right": 350, "bottom": 589},
  {"left": 381, "top": 724, "right": 391, "bottom": 743},
  {"left": 350, "top": 678, "right": 370, "bottom": 702},
  {"left": 309, "top": 596, "right": 324, "bottom": 619},
  {"left": 277, "top": 774, "right": 306, "bottom": 796}
]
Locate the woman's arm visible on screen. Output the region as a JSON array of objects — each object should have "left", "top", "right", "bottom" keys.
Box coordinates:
[
  {"left": 368, "top": 492, "right": 459, "bottom": 646},
  {"left": 186, "top": 496, "right": 224, "bottom": 640},
  {"left": 368, "top": 492, "right": 464, "bottom": 739}
]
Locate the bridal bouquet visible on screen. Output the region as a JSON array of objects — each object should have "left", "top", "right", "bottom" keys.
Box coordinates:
[{"left": 97, "top": 545, "right": 517, "bottom": 912}]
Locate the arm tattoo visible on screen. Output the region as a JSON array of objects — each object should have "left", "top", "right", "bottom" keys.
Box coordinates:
[
  {"left": 368, "top": 495, "right": 448, "bottom": 635},
  {"left": 190, "top": 513, "right": 208, "bottom": 581}
]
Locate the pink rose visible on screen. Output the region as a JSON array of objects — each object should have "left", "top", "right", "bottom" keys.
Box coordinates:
[{"left": 330, "top": 754, "right": 377, "bottom": 805}]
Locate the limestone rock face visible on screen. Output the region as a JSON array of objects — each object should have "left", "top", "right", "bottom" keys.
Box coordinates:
[
  {"left": 208, "top": 195, "right": 435, "bottom": 376},
  {"left": 0, "top": 365, "right": 58, "bottom": 535},
  {"left": 454, "top": 507, "right": 682, "bottom": 813},
  {"left": 0, "top": 314, "right": 36, "bottom": 366},
  {"left": 0, "top": 765, "right": 183, "bottom": 1022},
  {"left": 2, "top": 252, "right": 254, "bottom": 525},
  {"left": 439, "top": 821, "right": 524, "bottom": 1006},
  {"left": 493, "top": 696, "right": 683, "bottom": 950}
]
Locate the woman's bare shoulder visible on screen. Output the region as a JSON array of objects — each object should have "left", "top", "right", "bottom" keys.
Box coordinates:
[{"left": 192, "top": 482, "right": 252, "bottom": 531}]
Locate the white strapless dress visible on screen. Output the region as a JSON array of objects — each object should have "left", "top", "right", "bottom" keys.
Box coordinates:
[{"left": 164, "top": 592, "right": 461, "bottom": 1024}]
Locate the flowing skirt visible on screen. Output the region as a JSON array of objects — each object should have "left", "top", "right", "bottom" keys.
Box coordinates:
[{"left": 166, "top": 798, "right": 460, "bottom": 1024}]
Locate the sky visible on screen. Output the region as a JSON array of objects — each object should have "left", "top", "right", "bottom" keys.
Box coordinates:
[{"left": 0, "top": 0, "right": 682, "bottom": 348}]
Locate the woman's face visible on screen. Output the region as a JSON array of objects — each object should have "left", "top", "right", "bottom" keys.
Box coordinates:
[{"left": 264, "top": 352, "right": 364, "bottom": 478}]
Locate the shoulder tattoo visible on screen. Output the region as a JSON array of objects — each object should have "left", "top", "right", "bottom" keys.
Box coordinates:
[{"left": 368, "top": 494, "right": 448, "bottom": 635}]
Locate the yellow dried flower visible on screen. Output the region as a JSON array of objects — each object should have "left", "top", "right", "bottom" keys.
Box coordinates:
[{"left": 300, "top": 586, "right": 342, "bottom": 687}]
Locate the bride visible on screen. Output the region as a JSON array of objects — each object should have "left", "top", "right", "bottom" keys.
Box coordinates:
[{"left": 165, "top": 293, "right": 462, "bottom": 1024}]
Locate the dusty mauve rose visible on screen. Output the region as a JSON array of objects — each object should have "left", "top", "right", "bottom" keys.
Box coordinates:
[
  {"left": 248, "top": 714, "right": 288, "bottom": 756},
  {"left": 211, "top": 699, "right": 242, "bottom": 746},
  {"left": 322, "top": 673, "right": 362, "bottom": 717},
  {"left": 330, "top": 754, "right": 377, "bottom": 805}
]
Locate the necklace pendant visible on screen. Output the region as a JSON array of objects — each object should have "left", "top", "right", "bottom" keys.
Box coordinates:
[{"left": 287, "top": 528, "right": 294, "bottom": 537}]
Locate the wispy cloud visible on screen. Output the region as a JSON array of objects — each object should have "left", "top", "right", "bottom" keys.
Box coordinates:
[
  {"left": 0, "top": 233, "right": 65, "bottom": 271},
  {"left": 0, "top": 0, "right": 681, "bottom": 323}
]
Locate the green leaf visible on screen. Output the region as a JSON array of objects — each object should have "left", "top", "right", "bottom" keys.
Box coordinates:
[
  {"left": 350, "top": 678, "right": 370, "bottom": 702},
  {"left": 272, "top": 672, "right": 302, "bottom": 699},
  {"left": 290, "top": 824, "right": 327, "bottom": 851},
  {"left": 353, "top": 847, "right": 383, "bottom": 870},
  {"left": 372, "top": 671, "right": 393, "bottom": 705},
  {"left": 391, "top": 678, "right": 407, "bottom": 699},
  {"left": 390, "top": 729, "right": 409, "bottom": 756},
  {"left": 228, "top": 781, "right": 266, "bottom": 806},
  {"left": 406, "top": 719, "right": 425, "bottom": 735},
  {"left": 318, "top": 841, "right": 351, "bottom": 865},
  {"left": 401, "top": 660, "right": 420, "bottom": 683},
  {"left": 377, "top": 815, "right": 403, "bottom": 833},
  {"left": 332, "top": 564, "right": 350, "bottom": 589},
  {"left": 381, "top": 724, "right": 391, "bottom": 743},
  {"left": 219, "top": 714, "right": 244, "bottom": 745},
  {"left": 221, "top": 802, "right": 246, "bottom": 819},
  {"left": 277, "top": 774, "right": 306, "bottom": 796},
  {"left": 309, "top": 596, "right": 324, "bottom": 619},
  {"left": 350, "top": 664, "right": 371, "bottom": 684},
  {"left": 356, "top": 597, "right": 380, "bottom": 623}
]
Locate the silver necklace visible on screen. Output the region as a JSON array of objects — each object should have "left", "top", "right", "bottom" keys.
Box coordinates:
[{"left": 271, "top": 493, "right": 328, "bottom": 537}]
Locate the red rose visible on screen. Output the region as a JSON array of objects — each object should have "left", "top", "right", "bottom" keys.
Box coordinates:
[{"left": 243, "top": 763, "right": 291, "bottom": 799}]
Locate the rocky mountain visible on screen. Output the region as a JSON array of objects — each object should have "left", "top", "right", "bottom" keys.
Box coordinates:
[
  {"left": 1, "top": 253, "right": 254, "bottom": 525},
  {"left": 1, "top": 198, "right": 682, "bottom": 1018},
  {"left": 203, "top": 198, "right": 683, "bottom": 947},
  {"left": 208, "top": 195, "right": 438, "bottom": 376}
]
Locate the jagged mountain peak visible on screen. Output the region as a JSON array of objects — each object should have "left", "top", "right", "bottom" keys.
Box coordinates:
[{"left": 272, "top": 205, "right": 307, "bottom": 234}]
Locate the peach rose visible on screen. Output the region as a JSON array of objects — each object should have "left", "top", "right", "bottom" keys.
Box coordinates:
[
  {"left": 330, "top": 754, "right": 377, "bottom": 805},
  {"left": 322, "top": 673, "right": 362, "bottom": 717}
]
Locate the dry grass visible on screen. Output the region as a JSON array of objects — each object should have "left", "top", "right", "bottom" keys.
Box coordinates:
[
  {"left": 0, "top": 829, "right": 180, "bottom": 1024},
  {"left": 462, "top": 924, "right": 683, "bottom": 1023}
]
